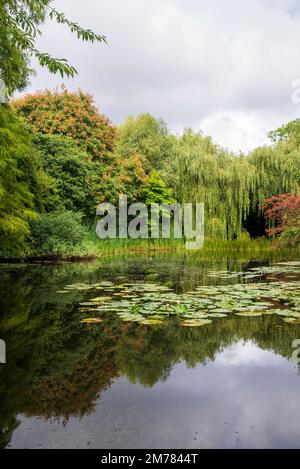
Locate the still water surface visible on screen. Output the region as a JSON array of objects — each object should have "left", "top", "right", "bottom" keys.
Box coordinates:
[{"left": 0, "top": 254, "right": 300, "bottom": 449}]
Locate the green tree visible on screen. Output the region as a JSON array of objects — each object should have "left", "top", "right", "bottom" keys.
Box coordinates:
[
  {"left": 13, "top": 88, "right": 147, "bottom": 206},
  {"left": 173, "top": 129, "right": 256, "bottom": 239},
  {"left": 12, "top": 88, "right": 116, "bottom": 161},
  {"left": 249, "top": 143, "right": 300, "bottom": 204},
  {"left": 117, "top": 113, "right": 172, "bottom": 173},
  {"left": 140, "top": 171, "right": 175, "bottom": 237},
  {"left": 171, "top": 128, "right": 300, "bottom": 240},
  {"left": 0, "top": 104, "right": 49, "bottom": 256},
  {"left": 33, "top": 133, "right": 97, "bottom": 217},
  {"left": 0, "top": 0, "right": 106, "bottom": 95},
  {"left": 268, "top": 119, "right": 300, "bottom": 143},
  {"left": 141, "top": 171, "right": 175, "bottom": 206}
]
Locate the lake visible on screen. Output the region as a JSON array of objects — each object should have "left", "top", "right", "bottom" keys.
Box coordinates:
[{"left": 0, "top": 253, "right": 300, "bottom": 449}]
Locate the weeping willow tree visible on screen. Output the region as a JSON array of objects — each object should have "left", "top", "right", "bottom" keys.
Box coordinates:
[
  {"left": 172, "top": 129, "right": 300, "bottom": 240},
  {"left": 248, "top": 136, "right": 300, "bottom": 236},
  {"left": 173, "top": 130, "right": 255, "bottom": 239},
  {"left": 249, "top": 141, "right": 300, "bottom": 203}
]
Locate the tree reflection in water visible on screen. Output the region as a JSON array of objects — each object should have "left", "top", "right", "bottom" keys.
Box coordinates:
[{"left": 0, "top": 255, "right": 299, "bottom": 448}]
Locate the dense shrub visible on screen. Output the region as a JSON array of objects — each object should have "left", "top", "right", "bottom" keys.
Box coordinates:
[
  {"left": 279, "top": 223, "right": 300, "bottom": 248},
  {"left": 30, "top": 210, "right": 87, "bottom": 256}
]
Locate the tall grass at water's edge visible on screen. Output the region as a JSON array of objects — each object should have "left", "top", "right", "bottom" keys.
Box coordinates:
[
  {"left": 0, "top": 229, "right": 298, "bottom": 262},
  {"left": 73, "top": 230, "right": 299, "bottom": 262}
]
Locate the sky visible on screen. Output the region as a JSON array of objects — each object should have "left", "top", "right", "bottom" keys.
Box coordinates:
[{"left": 24, "top": 0, "right": 300, "bottom": 153}]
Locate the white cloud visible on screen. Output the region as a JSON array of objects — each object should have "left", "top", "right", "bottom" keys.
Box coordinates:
[
  {"left": 215, "top": 340, "right": 287, "bottom": 366},
  {"left": 199, "top": 108, "right": 300, "bottom": 153},
  {"left": 22, "top": 0, "right": 300, "bottom": 152}
]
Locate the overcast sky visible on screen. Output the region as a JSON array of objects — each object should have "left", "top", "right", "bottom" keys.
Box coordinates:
[{"left": 24, "top": 0, "right": 300, "bottom": 153}]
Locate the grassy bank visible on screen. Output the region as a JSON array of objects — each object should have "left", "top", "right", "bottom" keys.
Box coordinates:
[
  {"left": 6, "top": 235, "right": 296, "bottom": 263},
  {"left": 1, "top": 225, "right": 299, "bottom": 262},
  {"left": 70, "top": 229, "right": 295, "bottom": 257}
]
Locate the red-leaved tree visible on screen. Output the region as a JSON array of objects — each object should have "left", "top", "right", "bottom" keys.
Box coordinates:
[{"left": 263, "top": 192, "right": 300, "bottom": 236}]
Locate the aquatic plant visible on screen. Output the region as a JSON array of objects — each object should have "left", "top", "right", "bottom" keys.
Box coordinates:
[{"left": 58, "top": 262, "right": 300, "bottom": 328}]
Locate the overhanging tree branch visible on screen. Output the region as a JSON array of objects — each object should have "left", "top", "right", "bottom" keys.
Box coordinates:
[{"left": 0, "top": 0, "right": 107, "bottom": 94}]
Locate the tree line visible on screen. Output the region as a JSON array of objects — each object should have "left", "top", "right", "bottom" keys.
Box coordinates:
[{"left": 0, "top": 87, "right": 299, "bottom": 257}]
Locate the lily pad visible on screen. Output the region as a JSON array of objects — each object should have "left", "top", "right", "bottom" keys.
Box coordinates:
[
  {"left": 80, "top": 318, "right": 103, "bottom": 324},
  {"left": 235, "top": 312, "right": 263, "bottom": 317},
  {"left": 181, "top": 319, "right": 212, "bottom": 327},
  {"left": 90, "top": 296, "right": 112, "bottom": 302}
]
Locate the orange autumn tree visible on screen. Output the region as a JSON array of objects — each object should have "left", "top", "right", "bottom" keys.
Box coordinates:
[
  {"left": 12, "top": 87, "right": 116, "bottom": 161},
  {"left": 12, "top": 88, "right": 146, "bottom": 207}
]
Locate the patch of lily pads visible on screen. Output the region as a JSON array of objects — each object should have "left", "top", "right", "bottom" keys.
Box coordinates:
[
  {"left": 58, "top": 263, "right": 300, "bottom": 328},
  {"left": 206, "top": 263, "right": 300, "bottom": 281}
]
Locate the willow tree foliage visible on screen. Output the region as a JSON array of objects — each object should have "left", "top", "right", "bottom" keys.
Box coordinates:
[
  {"left": 172, "top": 130, "right": 255, "bottom": 239},
  {"left": 172, "top": 129, "right": 300, "bottom": 240},
  {"left": 0, "top": 0, "right": 106, "bottom": 95},
  {"left": 249, "top": 142, "right": 300, "bottom": 203}
]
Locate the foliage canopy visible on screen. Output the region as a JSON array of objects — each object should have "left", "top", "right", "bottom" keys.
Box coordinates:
[{"left": 0, "top": 104, "right": 47, "bottom": 255}]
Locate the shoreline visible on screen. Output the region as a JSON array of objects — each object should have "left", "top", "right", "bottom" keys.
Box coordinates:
[{"left": 0, "top": 244, "right": 298, "bottom": 265}]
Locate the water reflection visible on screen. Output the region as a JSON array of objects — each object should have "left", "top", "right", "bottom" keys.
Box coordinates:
[{"left": 0, "top": 255, "right": 300, "bottom": 448}]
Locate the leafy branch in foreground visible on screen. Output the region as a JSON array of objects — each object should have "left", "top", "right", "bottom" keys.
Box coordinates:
[{"left": 0, "top": 0, "right": 107, "bottom": 94}]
